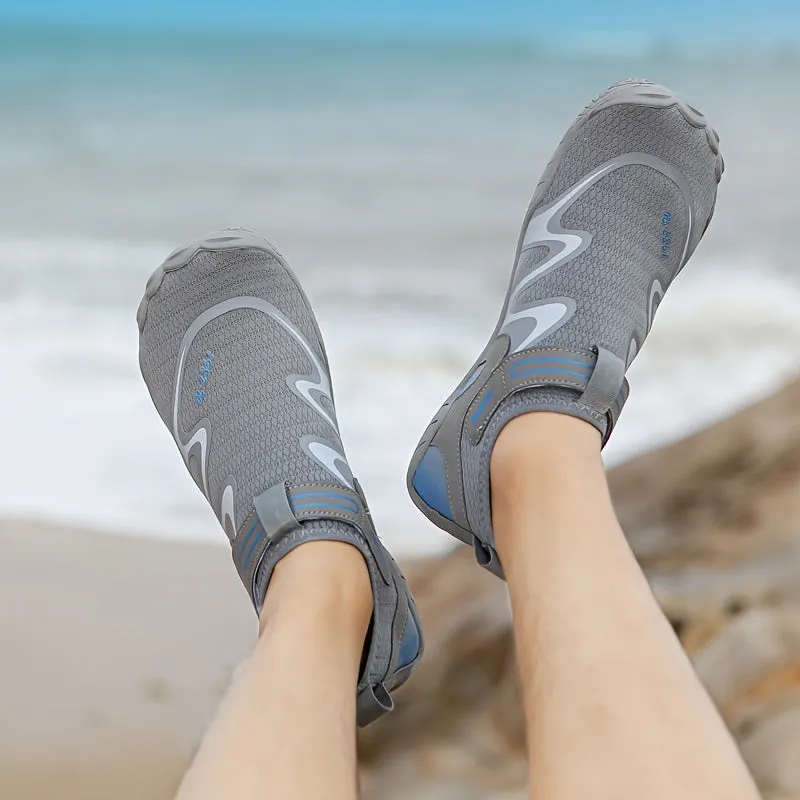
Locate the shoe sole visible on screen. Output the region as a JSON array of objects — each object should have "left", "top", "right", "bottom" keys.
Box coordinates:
[{"left": 406, "top": 79, "right": 724, "bottom": 557}]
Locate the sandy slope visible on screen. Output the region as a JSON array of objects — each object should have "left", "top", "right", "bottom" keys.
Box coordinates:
[{"left": 0, "top": 519, "right": 255, "bottom": 800}]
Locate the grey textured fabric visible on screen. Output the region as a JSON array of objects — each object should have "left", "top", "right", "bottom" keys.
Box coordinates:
[
  {"left": 407, "top": 79, "right": 724, "bottom": 578},
  {"left": 138, "top": 229, "right": 422, "bottom": 726}
]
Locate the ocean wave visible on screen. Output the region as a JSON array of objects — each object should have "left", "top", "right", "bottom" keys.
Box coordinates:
[
  {"left": 0, "top": 236, "right": 171, "bottom": 307},
  {"left": 2, "top": 252, "right": 798, "bottom": 551},
  {"left": 607, "top": 264, "right": 800, "bottom": 464}
]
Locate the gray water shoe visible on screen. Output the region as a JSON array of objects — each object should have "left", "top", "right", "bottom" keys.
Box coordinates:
[
  {"left": 407, "top": 80, "right": 724, "bottom": 579},
  {"left": 138, "top": 229, "right": 423, "bottom": 726}
]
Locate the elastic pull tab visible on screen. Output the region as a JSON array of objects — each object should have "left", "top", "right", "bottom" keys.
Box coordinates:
[
  {"left": 252, "top": 481, "right": 301, "bottom": 544},
  {"left": 356, "top": 683, "right": 394, "bottom": 727},
  {"left": 473, "top": 537, "right": 505, "bottom": 580}
]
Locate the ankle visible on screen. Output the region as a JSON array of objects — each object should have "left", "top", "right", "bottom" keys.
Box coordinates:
[
  {"left": 259, "top": 541, "right": 373, "bottom": 638},
  {"left": 490, "top": 412, "right": 607, "bottom": 562},
  {"left": 490, "top": 412, "right": 602, "bottom": 485}
]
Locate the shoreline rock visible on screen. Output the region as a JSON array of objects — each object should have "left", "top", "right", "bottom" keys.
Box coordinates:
[{"left": 361, "top": 378, "right": 800, "bottom": 799}]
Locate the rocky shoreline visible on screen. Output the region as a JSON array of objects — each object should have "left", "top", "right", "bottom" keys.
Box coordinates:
[{"left": 361, "top": 378, "right": 800, "bottom": 799}]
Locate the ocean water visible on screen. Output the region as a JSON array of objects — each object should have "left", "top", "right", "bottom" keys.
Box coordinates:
[{"left": 1, "top": 27, "right": 799, "bottom": 555}]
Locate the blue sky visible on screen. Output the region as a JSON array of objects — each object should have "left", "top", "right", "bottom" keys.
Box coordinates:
[{"left": 0, "top": 0, "right": 798, "bottom": 40}]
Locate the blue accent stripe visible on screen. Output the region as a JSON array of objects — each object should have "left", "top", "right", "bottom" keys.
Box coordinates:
[
  {"left": 238, "top": 519, "right": 260, "bottom": 554},
  {"left": 291, "top": 491, "right": 357, "bottom": 505},
  {"left": 290, "top": 491, "right": 354, "bottom": 499},
  {"left": 512, "top": 356, "right": 593, "bottom": 371},
  {"left": 470, "top": 391, "right": 494, "bottom": 425},
  {"left": 291, "top": 500, "right": 359, "bottom": 514},
  {"left": 396, "top": 613, "right": 422, "bottom": 670},
  {"left": 452, "top": 362, "right": 486, "bottom": 400},
  {"left": 510, "top": 366, "right": 591, "bottom": 380},
  {"left": 289, "top": 491, "right": 360, "bottom": 515},
  {"left": 411, "top": 446, "right": 453, "bottom": 521},
  {"left": 241, "top": 523, "right": 264, "bottom": 572}
]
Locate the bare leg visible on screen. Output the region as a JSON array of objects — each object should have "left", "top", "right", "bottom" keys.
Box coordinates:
[
  {"left": 492, "top": 413, "right": 761, "bottom": 800},
  {"left": 176, "top": 542, "right": 372, "bottom": 800}
]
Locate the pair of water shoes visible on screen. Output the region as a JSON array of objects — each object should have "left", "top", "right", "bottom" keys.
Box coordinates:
[{"left": 137, "top": 80, "right": 723, "bottom": 725}]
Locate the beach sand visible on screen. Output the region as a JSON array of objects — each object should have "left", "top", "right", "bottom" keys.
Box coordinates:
[{"left": 0, "top": 519, "right": 255, "bottom": 800}]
